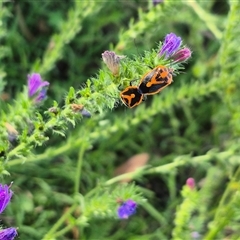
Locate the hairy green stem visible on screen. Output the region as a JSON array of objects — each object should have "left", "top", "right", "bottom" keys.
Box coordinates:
[
  {"left": 42, "top": 142, "right": 87, "bottom": 239},
  {"left": 204, "top": 167, "right": 240, "bottom": 239},
  {"left": 141, "top": 201, "right": 168, "bottom": 227},
  {"left": 32, "top": 0, "right": 103, "bottom": 75},
  {"left": 87, "top": 150, "right": 236, "bottom": 201},
  {"left": 7, "top": 137, "right": 85, "bottom": 166},
  {"left": 43, "top": 203, "right": 77, "bottom": 240},
  {"left": 7, "top": 76, "right": 221, "bottom": 167},
  {"left": 42, "top": 142, "right": 86, "bottom": 239},
  {"left": 184, "top": 0, "right": 222, "bottom": 39},
  {"left": 146, "top": 150, "right": 234, "bottom": 174},
  {"left": 74, "top": 144, "right": 86, "bottom": 194},
  {"left": 54, "top": 223, "right": 77, "bottom": 239}
]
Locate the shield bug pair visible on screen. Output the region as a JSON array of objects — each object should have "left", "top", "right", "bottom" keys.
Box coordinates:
[{"left": 120, "top": 65, "right": 173, "bottom": 108}]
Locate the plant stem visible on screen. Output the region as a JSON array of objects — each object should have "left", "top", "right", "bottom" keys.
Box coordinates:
[
  {"left": 7, "top": 137, "right": 84, "bottom": 166},
  {"left": 146, "top": 150, "right": 234, "bottom": 174},
  {"left": 184, "top": 0, "right": 222, "bottom": 39},
  {"left": 42, "top": 142, "right": 86, "bottom": 239},
  {"left": 74, "top": 144, "right": 86, "bottom": 194},
  {"left": 204, "top": 167, "right": 240, "bottom": 239},
  {"left": 104, "top": 167, "right": 146, "bottom": 185},
  {"left": 42, "top": 203, "right": 77, "bottom": 240},
  {"left": 54, "top": 223, "right": 77, "bottom": 239},
  {"left": 141, "top": 201, "right": 168, "bottom": 227}
]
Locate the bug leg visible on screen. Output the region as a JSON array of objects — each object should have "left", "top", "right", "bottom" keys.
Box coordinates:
[
  {"left": 147, "top": 65, "right": 153, "bottom": 69},
  {"left": 130, "top": 79, "right": 142, "bottom": 86},
  {"left": 130, "top": 79, "right": 138, "bottom": 86},
  {"left": 117, "top": 84, "right": 122, "bottom": 91},
  {"left": 142, "top": 95, "right": 147, "bottom": 102}
]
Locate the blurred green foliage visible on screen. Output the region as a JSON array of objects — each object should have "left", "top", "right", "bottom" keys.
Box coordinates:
[{"left": 1, "top": 0, "right": 240, "bottom": 239}]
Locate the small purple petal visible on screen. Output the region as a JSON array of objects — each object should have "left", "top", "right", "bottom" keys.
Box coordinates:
[
  {"left": 172, "top": 48, "right": 192, "bottom": 63},
  {"left": 0, "top": 227, "right": 18, "bottom": 240},
  {"left": 117, "top": 199, "right": 137, "bottom": 219},
  {"left": 80, "top": 108, "right": 91, "bottom": 118},
  {"left": 159, "top": 33, "right": 182, "bottom": 58},
  {"left": 0, "top": 184, "right": 13, "bottom": 214},
  {"left": 35, "top": 88, "right": 47, "bottom": 102},
  {"left": 28, "top": 73, "right": 49, "bottom": 98},
  {"left": 7, "top": 133, "right": 18, "bottom": 143}
]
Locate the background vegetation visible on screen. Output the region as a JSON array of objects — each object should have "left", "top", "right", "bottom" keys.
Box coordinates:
[{"left": 1, "top": 0, "right": 240, "bottom": 239}]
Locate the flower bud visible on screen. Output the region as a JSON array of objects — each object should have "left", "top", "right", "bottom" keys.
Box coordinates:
[
  {"left": 0, "top": 183, "right": 13, "bottom": 214},
  {"left": 0, "top": 227, "right": 18, "bottom": 240},
  {"left": 28, "top": 73, "right": 49, "bottom": 102},
  {"left": 102, "top": 51, "right": 124, "bottom": 75},
  {"left": 172, "top": 48, "right": 192, "bottom": 63},
  {"left": 186, "top": 178, "right": 195, "bottom": 190},
  {"left": 117, "top": 199, "right": 137, "bottom": 219}
]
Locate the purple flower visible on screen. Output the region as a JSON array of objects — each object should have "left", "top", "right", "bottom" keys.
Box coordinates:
[
  {"left": 0, "top": 184, "right": 13, "bottom": 214},
  {"left": 172, "top": 48, "right": 192, "bottom": 63},
  {"left": 102, "top": 51, "right": 124, "bottom": 75},
  {"left": 28, "top": 73, "right": 49, "bottom": 102},
  {"left": 0, "top": 227, "right": 18, "bottom": 240},
  {"left": 117, "top": 199, "right": 137, "bottom": 219},
  {"left": 159, "top": 33, "right": 182, "bottom": 58},
  {"left": 0, "top": 184, "right": 17, "bottom": 240}
]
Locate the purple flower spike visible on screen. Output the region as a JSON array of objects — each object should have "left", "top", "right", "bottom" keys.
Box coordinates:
[
  {"left": 0, "top": 227, "right": 18, "bottom": 240},
  {"left": 159, "top": 33, "right": 182, "bottom": 58},
  {"left": 0, "top": 184, "right": 13, "bottom": 214},
  {"left": 28, "top": 73, "right": 49, "bottom": 102},
  {"left": 102, "top": 51, "right": 124, "bottom": 75},
  {"left": 117, "top": 199, "right": 137, "bottom": 219},
  {"left": 172, "top": 48, "right": 192, "bottom": 63}
]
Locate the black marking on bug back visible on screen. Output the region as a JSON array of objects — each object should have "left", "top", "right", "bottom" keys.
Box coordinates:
[
  {"left": 142, "top": 82, "right": 169, "bottom": 95},
  {"left": 121, "top": 86, "right": 143, "bottom": 108},
  {"left": 139, "top": 67, "right": 172, "bottom": 95},
  {"left": 139, "top": 69, "right": 169, "bottom": 95},
  {"left": 138, "top": 69, "right": 157, "bottom": 94},
  {"left": 156, "top": 67, "right": 171, "bottom": 83}
]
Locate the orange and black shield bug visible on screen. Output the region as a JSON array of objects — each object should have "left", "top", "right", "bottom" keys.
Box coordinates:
[
  {"left": 138, "top": 65, "right": 173, "bottom": 95},
  {"left": 120, "top": 65, "right": 173, "bottom": 108},
  {"left": 120, "top": 86, "right": 143, "bottom": 108}
]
